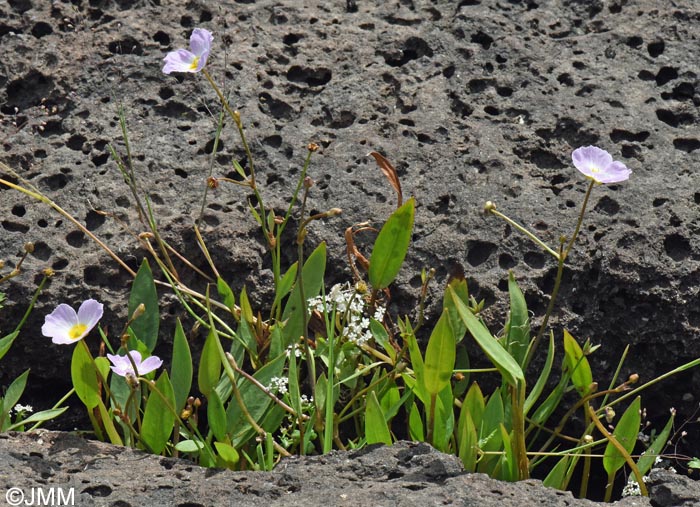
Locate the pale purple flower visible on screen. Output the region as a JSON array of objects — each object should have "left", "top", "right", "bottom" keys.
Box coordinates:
[
  {"left": 572, "top": 146, "right": 632, "bottom": 184},
  {"left": 107, "top": 350, "right": 163, "bottom": 378},
  {"left": 162, "top": 28, "right": 213, "bottom": 74},
  {"left": 42, "top": 299, "right": 103, "bottom": 345}
]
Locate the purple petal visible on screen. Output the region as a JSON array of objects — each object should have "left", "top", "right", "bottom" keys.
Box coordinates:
[
  {"left": 162, "top": 49, "right": 197, "bottom": 74},
  {"left": 572, "top": 146, "right": 613, "bottom": 175},
  {"left": 194, "top": 49, "right": 210, "bottom": 72},
  {"left": 189, "top": 28, "right": 213, "bottom": 57},
  {"left": 598, "top": 161, "right": 632, "bottom": 183},
  {"left": 42, "top": 304, "right": 78, "bottom": 341},
  {"left": 77, "top": 299, "right": 103, "bottom": 332},
  {"left": 108, "top": 353, "right": 135, "bottom": 377},
  {"left": 137, "top": 355, "right": 163, "bottom": 375}
]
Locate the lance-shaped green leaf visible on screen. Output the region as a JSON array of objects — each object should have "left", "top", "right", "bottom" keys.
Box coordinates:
[
  {"left": 505, "top": 272, "right": 530, "bottom": 367},
  {"left": 603, "top": 396, "right": 641, "bottom": 476},
  {"left": 525, "top": 331, "right": 555, "bottom": 415},
  {"left": 198, "top": 331, "right": 221, "bottom": 397},
  {"left": 207, "top": 389, "right": 227, "bottom": 442},
  {"left": 423, "top": 310, "right": 456, "bottom": 396},
  {"left": 71, "top": 344, "right": 100, "bottom": 409},
  {"left": 448, "top": 286, "right": 524, "bottom": 388},
  {"left": 141, "top": 371, "right": 176, "bottom": 455},
  {"left": 0, "top": 330, "right": 19, "bottom": 362},
  {"left": 443, "top": 275, "right": 469, "bottom": 343},
  {"left": 563, "top": 330, "right": 593, "bottom": 397},
  {"left": 365, "top": 390, "right": 392, "bottom": 445},
  {"left": 6, "top": 407, "right": 68, "bottom": 432},
  {"left": 216, "top": 277, "right": 236, "bottom": 313},
  {"left": 282, "top": 242, "right": 327, "bottom": 347},
  {"left": 171, "top": 319, "right": 192, "bottom": 412},
  {"left": 637, "top": 411, "right": 674, "bottom": 477},
  {"left": 128, "top": 259, "right": 159, "bottom": 352},
  {"left": 369, "top": 197, "right": 415, "bottom": 290},
  {"left": 0, "top": 369, "right": 29, "bottom": 430}
]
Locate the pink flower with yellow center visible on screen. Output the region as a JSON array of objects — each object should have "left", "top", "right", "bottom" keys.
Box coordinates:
[
  {"left": 41, "top": 299, "right": 103, "bottom": 345},
  {"left": 571, "top": 146, "right": 632, "bottom": 184},
  {"left": 162, "top": 28, "right": 213, "bottom": 74}
]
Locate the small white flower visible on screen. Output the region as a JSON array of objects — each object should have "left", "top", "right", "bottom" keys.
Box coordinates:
[{"left": 13, "top": 404, "right": 33, "bottom": 414}]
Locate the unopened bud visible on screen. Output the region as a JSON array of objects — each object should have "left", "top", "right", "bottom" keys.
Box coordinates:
[
  {"left": 484, "top": 201, "right": 496, "bottom": 213},
  {"left": 307, "top": 142, "right": 320, "bottom": 152},
  {"left": 131, "top": 303, "right": 146, "bottom": 320},
  {"left": 274, "top": 215, "right": 284, "bottom": 225},
  {"left": 605, "top": 406, "right": 616, "bottom": 423},
  {"left": 207, "top": 176, "right": 219, "bottom": 189},
  {"left": 193, "top": 398, "right": 202, "bottom": 408},
  {"left": 303, "top": 176, "right": 314, "bottom": 189},
  {"left": 232, "top": 110, "right": 242, "bottom": 126},
  {"left": 628, "top": 373, "right": 639, "bottom": 384},
  {"left": 583, "top": 434, "right": 594, "bottom": 443},
  {"left": 24, "top": 242, "right": 35, "bottom": 254},
  {"left": 327, "top": 208, "right": 342, "bottom": 217}
]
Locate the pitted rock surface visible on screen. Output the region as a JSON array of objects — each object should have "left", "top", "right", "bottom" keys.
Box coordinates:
[
  {"left": 0, "top": 0, "right": 699, "bottom": 463},
  {"left": 0, "top": 432, "right": 658, "bottom": 507}
]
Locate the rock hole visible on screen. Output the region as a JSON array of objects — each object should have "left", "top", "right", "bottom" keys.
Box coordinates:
[
  {"left": 11, "top": 205, "right": 25, "bottom": 217},
  {"left": 523, "top": 251, "right": 546, "bottom": 269},
  {"left": 66, "top": 230, "right": 87, "bottom": 248},
  {"left": 31, "top": 22, "right": 53, "bottom": 38},
  {"left": 466, "top": 240, "right": 496, "bottom": 267},
  {"left": 86, "top": 210, "right": 106, "bottom": 231},
  {"left": 647, "top": 40, "right": 665, "bottom": 57},
  {"left": 498, "top": 253, "right": 516, "bottom": 269},
  {"left": 66, "top": 134, "right": 87, "bottom": 151},
  {"left": 655, "top": 66, "right": 678, "bottom": 86},
  {"left": 673, "top": 138, "right": 700, "bottom": 153},
  {"left": 471, "top": 31, "right": 494, "bottom": 49},
  {"left": 153, "top": 30, "right": 170, "bottom": 46},
  {"left": 625, "top": 36, "right": 643, "bottom": 48},
  {"left": 664, "top": 234, "right": 691, "bottom": 261},
  {"left": 594, "top": 195, "right": 620, "bottom": 215},
  {"left": 108, "top": 37, "right": 143, "bottom": 55}
]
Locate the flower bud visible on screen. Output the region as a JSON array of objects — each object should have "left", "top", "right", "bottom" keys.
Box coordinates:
[
  {"left": 303, "top": 176, "right": 314, "bottom": 189},
  {"left": 307, "top": 142, "right": 320, "bottom": 152},
  {"left": 583, "top": 434, "right": 594, "bottom": 443},
  {"left": 207, "top": 176, "right": 219, "bottom": 189},
  {"left": 24, "top": 242, "right": 35, "bottom": 254},
  {"left": 628, "top": 373, "right": 639, "bottom": 384},
  {"left": 131, "top": 303, "right": 146, "bottom": 321},
  {"left": 605, "top": 406, "right": 616, "bottom": 423},
  {"left": 327, "top": 208, "right": 342, "bottom": 217},
  {"left": 483, "top": 201, "right": 496, "bottom": 213}
]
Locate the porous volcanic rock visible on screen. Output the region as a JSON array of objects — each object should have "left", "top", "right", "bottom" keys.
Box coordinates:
[
  {"left": 0, "top": 433, "right": 657, "bottom": 507},
  {"left": 0, "top": 0, "right": 699, "bottom": 476}
]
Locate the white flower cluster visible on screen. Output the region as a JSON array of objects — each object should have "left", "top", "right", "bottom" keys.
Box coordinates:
[
  {"left": 268, "top": 376, "right": 289, "bottom": 395},
  {"left": 307, "top": 283, "right": 386, "bottom": 346},
  {"left": 621, "top": 475, "right": 648, "bottom": 497},
  {"left": 12, "top": 404, "right": 33, "bottom": 414}
]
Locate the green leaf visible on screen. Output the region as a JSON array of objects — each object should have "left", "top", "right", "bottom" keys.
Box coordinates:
[
  {"left": 525, "top": 331, "right": 555, "bottom": 415},
  {"left": 227, "top": 353, "right": 286, "bottom": 447},
  {"left": 71, "top": 343, "right": 100, "bottom": 409},
  {"left": 207, "top": 389, "right": 228, "bottom": 442},
  {"left": 2, "top": 369, "right": 29, "bottom": 415},
  {"left": 365, "top": 390, "right": 392, "bottom": 445},
  {"left": 216, "top": 277, "right": 236, "bottom": 313},
  {"left": 637, "top": 412, "right": 674, "bottom": 477},
  {"left": 443, "top": 276, "right": 469, "bottom": 343},
  {"left": 542, "top": 455, "right": 571, "bottom": 490},
  {"left": 0, "top": 330, "right": 19, "bottom": 361},
  {"left": 458, "top": 410, "right": 478, "bottom": 471},
  {"left": 408, "top": 401, "right": 424, "bottom": 441},
  {"left": 214, "top": 441, "right": 240, "bottom": 468},
  {"left": 403, "top": 318, "right": 427, "bottom": 403},
  {"left": 563, "top": 330, "right": 593, "bottom": 397},
  {"left": 282, "top": 242, "right": 327, "bottom": 348},
  {"left": 128, "top": 259, "right": 159, "bottom": 352},
  {"left": 198, "top": 331, "right": 221, "bottom": 397},
  {"left": 6, "top": 407, "right": 68, "bottom": 431},
  {"left": 171, "top": 319, "right": 192, "bottom": 412},
  {"left": 368, "top": 197, "right": 415, "bottom": 290},
  {"left": 370, "top": 318, "right": 395, "bottom": 362},
  {"left": 272, "top": 262, "right": 298, "bottom": 310},
  {"left": 175, "top": 439, "right": 204, "bottom": 453},
  {"left": 431, "top": 384, "right": 455, "bottom": 451},
  {"left": 95, "top": 399, "right": 122, "bottom": 445},
  {"left": 461, "top": 382, "right": 485, "bottom": 433},
  {"left": 141, "top": 371, "right": 176, "bottom": 455},
  {"left": 603, "top": 396, "right": 641, "bottom": 476},
  {"left": 448, "top": 286, "right": 524, "bottom": 388},
  {"left": 506, "top": 272, "right": 530, "bottom": 367},
  {"left": 423, "top": 310, "right": 456, "bottom": 396}
]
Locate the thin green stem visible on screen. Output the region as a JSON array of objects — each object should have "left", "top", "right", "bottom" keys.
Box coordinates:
[
  {"left": 488, "top": 208, "right": 560, "bottom": 260},
  {"left": 563, "top": 179, "right": 596, "bottom": 260}
]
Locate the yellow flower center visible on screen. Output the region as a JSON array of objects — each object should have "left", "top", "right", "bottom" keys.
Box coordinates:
[
  {"left": 189, "top": 56, "right": 200, "bottom": 70},
  {"left": 589, "top": 165, "right": 600, "bottom": 173},
  {"left": 68, "top": 323, "right": 87, "bottom": 340}
]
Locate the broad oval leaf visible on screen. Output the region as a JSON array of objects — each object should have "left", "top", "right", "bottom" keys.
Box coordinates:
[
  {"left": 198, "top": 331, "right": 221, "bottom": 397},
  {"left": 603, "top": 396, "right": 641, "bottom": 476},
  {"left": 128, "top": 258, "right": 159, "bottom": 352},
  {"left": 369, "top": 197, "right": 415, "bottom": 290},
  {"left": 71, "top": 343, "right": 100, "bottom": 409},
  {"left": 365, "top": 390, "right": 392, "bottom": 445},
  {"left": 563, "top": 330, "right": 593, "bottom": 397},
  {"left": 141, "top": 371, "right": 176, "bottom": 455}
]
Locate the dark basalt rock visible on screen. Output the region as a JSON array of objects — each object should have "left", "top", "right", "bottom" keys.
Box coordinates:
[
  {"left": 0, "top": 432, "right": 663, "bottom": 506},
  {"left": 0, "top": 0, "right": 699, "bottom": 496}
]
